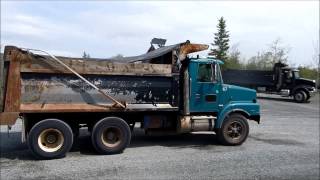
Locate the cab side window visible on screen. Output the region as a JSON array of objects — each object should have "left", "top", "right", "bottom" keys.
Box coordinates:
[{"left": 197, "top": 64, "right": 215, "bottom": 82}]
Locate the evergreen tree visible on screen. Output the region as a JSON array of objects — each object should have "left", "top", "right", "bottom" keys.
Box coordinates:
[
  {"left": 209, "top": 17, "right": 230, "bottom": 62},
  {"left": 82, "top": 51, "right": 90, "bottom": 58}
]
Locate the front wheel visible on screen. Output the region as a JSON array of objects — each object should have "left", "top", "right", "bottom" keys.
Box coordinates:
[
  {"left": 293, "top": 90, "right": 307, "bottom": 103},
  {"left": 91, "top": 117, "right": 131, "bottom": 154},
  {"left": 305, "top": 92, "right": 311, "bottom": 102},
  {"left": 217, "top": 114, "right": 249, "bottom": 146}
]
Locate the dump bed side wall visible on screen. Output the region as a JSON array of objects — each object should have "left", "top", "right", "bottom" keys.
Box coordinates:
[
  {"left": 1, "top": 46, "right": 180, "bottom": 118},
  {"left": 21, "top": 73, "right": 176, "bottom": 105},
  {"left": 222, "top": 69, "right": 275, "bottom": 88},
  {"left": 18, "top": 51, "right": 178, "bottom": 107}
]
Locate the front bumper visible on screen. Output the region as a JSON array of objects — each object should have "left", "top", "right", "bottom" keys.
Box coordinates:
[
  {"left": 309, "top": 87, "right": 317, "bottom": 97},
  {"left": 250, "top": 115, "right": 260, "bottom": 124}
]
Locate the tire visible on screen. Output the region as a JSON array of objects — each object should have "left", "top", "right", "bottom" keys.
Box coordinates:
[
  {"left": 27, "top": 119, "right": 73, "bottom": 159},
  {"left": 305, "top": 91, "right": 311, "bottom": 102},
  {"left": 217, "top": 114, "right": 249, "bottom": 146},
  {"left": 306, "top": 95, "right": 311, "bottom": 101},
  {"left": 293, "top": 90, "right": 307, "bottom": 103},
  {"left": 91, "top": 117, "right": 131, "bottom": 154}
]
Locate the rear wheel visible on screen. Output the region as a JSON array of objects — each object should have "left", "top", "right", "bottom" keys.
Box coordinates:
[
  {"left": 217, "top": 114, "right": 249, "bottom": 145},
  {"left": 28, "top": 119, "right": 73, "bottom": 159},
  {"left": 294, "top": 90, "right": 307, "bottom": 103},
  {"left": 91, "top": 117, "right": 131, "bottom": 154}
]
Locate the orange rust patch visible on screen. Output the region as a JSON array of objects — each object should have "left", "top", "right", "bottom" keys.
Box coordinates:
[{"left": 0, "top": 112, "right": 19, "bottom": 125}]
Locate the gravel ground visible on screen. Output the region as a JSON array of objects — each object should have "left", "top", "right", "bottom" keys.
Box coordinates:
[{"left": 0, "top": 93, "right": 319, "bottom": 180}]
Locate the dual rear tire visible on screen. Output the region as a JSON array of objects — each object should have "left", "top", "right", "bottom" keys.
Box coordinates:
[
  {"left": 28, "top": 119, "right": 73, "bottom": 159},
  {"left": 91, "top": 117, "right": 131, "bottom": 154},
  {"left": 27, "top": 117, "right": 131, "bottom": 159}
]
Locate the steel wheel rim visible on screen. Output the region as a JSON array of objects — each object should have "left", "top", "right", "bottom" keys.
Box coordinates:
[
  {"left": 226, "top": 121, "right": 243, "bottom": 140},
  {"left": 38, "top": 128, "right": 64, "bottom": 152},
  {"left": 101, "top": 127, "right": 122, "bottom": 148}
]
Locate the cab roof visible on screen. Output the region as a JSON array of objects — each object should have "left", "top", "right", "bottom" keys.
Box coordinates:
[{"left": 190, "top": 57, "right": 224, "bottom": 64}]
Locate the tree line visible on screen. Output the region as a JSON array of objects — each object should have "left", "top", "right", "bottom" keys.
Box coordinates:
[{"left": 209, "top": 17, "right": 319, "bottom": 82}]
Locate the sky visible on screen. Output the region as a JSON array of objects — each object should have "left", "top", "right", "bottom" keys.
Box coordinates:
[{"left": 1, "top": 1, "right": 319, "bottom": 67}]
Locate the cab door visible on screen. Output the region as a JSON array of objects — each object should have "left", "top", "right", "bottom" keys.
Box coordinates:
[{"left": 189, "top": 61, "right": 220, "bottom": 113}]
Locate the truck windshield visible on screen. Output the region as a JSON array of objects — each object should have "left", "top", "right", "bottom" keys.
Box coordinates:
[{"left": 293, "top": 71, "right": 300, "bottom": 78}]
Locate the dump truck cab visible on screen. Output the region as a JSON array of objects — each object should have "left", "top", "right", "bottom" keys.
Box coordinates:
[
  {"left": 280, "top": 67, "right": 317, "bottom": 102},
  {"left": 187, "top": 58, "right": 260, "bottom": 127},
  {"left": 222, "top": 62, "right": 317, "bottom": 103},
  {"left": 281, "top": 67, "right": 305, "bottom": 87}
]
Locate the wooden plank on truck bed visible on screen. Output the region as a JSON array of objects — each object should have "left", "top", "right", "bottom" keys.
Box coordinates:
[{"left": 20, "top": 54, "right": 173, "bottom": 76}]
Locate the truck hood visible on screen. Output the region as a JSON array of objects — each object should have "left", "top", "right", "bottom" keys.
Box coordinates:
[
  {"left": 224, "top": 84, "right": 257, "bottom": 103},
  {"left": 295, "top": 78, "right": 316, "bottom": 88}
]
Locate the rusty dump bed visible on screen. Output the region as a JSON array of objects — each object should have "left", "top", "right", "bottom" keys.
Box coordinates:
[{"left": 0, "top": 43, "right": 209, "bottom": 125}]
